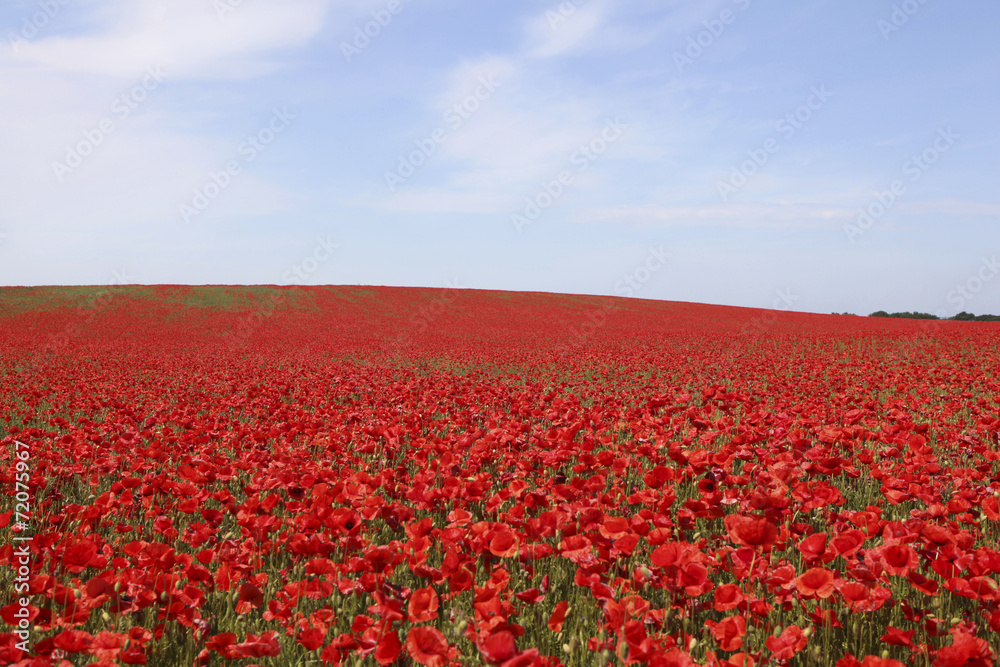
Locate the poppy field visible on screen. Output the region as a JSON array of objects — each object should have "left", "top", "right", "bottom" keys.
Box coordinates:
[{"left": 1, "top": 285, "right": 999, "bottom": 667}]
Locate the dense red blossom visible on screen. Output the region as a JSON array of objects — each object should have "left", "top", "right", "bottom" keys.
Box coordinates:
[
  {"left": 724, "top": 515, "right": 779, "bottom": 548},
  {"left": 1, "top": 286, "right": 998, "bottom": 665},
  {"left": 406, "top": 627, "right": 449, "bottom": 667}
]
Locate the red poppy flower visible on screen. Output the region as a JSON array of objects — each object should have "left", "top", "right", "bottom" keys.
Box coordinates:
[
  {"left": 798, "top": 532, "right": 829, "bottom": 563},
  {"left": 880, "top": 627, "right": 915, "bottom": 648},
  {"left": 560, "top": 535, "right": 593, "bottom": 564},
  {"left": 549, "top": 601, "right": 569, "bottom": 632},
  {"left": 856, "top": 657, "right": 906, "bottom": 667},
  {"left": 513, "top": 587, "right": 545, "bottom": 604},
  {"left": 600, "top": 516, "right": 631, "bottom": 539},
  {"left": 406, "top": 627, "right": 449, "bottom": 667},
  {"left": 908, "top": 571, "right": 940, "bottom": 596},
  {"left": 713, "top": 615, "right": 746, "bottom": 652},
  {"left": 967, "top": 576, "right": 999, "bottom": 601},
  {"left": 374, "top": 630, "right": 401, "bottom": 666},
  {"left": 614, "top": 533, "right": 640, "bottom": 555},
  {"left": 408, "top": 587, "right": 440, "bottom": 623},
  {"left": 205, "top": 632, "right": 237, "bottom": 653},
  {"left": 714, "top": 583, "right": 745, "bottom": 612},
  {"left": 450, "top": 567, "right": 474, "bottom": 593},
  {"left": 651, "top": 648, "right": 697, "bottom": 667},
  {"left": 766, "top": 625, "right": 807, "bottom": 661},
  {"left": 365, "top": 546, "right": 398, "bottom": 573},
  {"left": 128, "top": 627, "right": 152, "bottom": 646},
  {"left": 237, "top": 582, "right": 264, "bottom": 610},
  {"left": 120, "top": 645, "right": 148, "bottom": 665},
  {"left": 53, "top": 630, "right": 94, "bottom": 653},
  {"left": 63, "top": 538, "right": 98, "bottom": 573},
  {"left": 650, "top": 542, "right": 682, "bottom": 568},
  {"left": 297, "top": 627, "right": 326, "bottom": 651},
  {"left": 503, "top": 649, "right": 541, "bottom": 667},
  {"left": 983, "top": 496, "right": 1000, "bottom": 521},
  {"left": 490, "top": 531, "right": 519, "bottom": 558},
  {"left": 795, "top": 567, "right": 836, "bottom": 599},
  {"left": 91, "top": 631, "right": 125, "bottom": 662},
  {"left": 934, "top": 631, "right": 993, "bottom": 667},
  {"left": 725, "top": 515, "right": 778, "bottom": 549},
  {"left": 478, "top": 630, "right": 518, "bottom": 665},
  {"left": 233, "top": 632, "right": 281, "bottom": 658},
  {"left": 679, "top": 561, "right": 712, "bottom": 597},
  {"left": 447, "top": 508, "right": 473, "bottom": 526},
  {"left": 881, "top": 544, "right": 919, "bottom": 576},
  {"left": 829, "top": 529, "right": 866, "bottom": 558}
]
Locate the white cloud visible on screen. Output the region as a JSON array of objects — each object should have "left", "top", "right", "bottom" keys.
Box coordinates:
[
  {"left": 527, "top": 2, "right": 606, "bottom": 59},
  {"left": 359, "top": 2, "right": 658, "bottom": 217},
  {"left": 0, "top": 0, "right": 324, "bottom": 248},
  {"left": 3, "top": 0, "right": 335, "bottom": 80},
  {"left": 581, "top": 202, "right": 854, "bottom": 228},
  {"left": 897, "top": 199, "right": 1000, "bottom": 217}
]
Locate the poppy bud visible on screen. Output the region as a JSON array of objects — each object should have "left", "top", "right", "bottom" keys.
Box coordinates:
[
  {"left": 803, "top": 626, "right": 814, "bottom": 638},
  {"left": 114, "top": 582, "right": 121, "bottom": 593},
  {"left": 562, "top": 644, "right": 573, "bottom": 654},
  {"left": 688, "top": 638, "right": 698, "bottom": 652},
  {"left": 950, "top": 617, "right": 961, "bottom": 624},
  {"left": 102, "top": 611, "right": 112, "bottom": 623},
  {"left": 881, "top": 650, "right": 890, "bottom": 659}
]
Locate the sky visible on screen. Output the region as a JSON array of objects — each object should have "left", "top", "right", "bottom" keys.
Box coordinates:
[{"left": 0, "top": 0, "right": 998, "bottom": 316}]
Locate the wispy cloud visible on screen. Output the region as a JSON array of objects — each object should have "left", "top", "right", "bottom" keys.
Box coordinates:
[
  {"left": 582, "top": 202, "right": 852, "bottom": 229},
  {"left": 4, "top": 0, "right": 335, "bottom": 80}
]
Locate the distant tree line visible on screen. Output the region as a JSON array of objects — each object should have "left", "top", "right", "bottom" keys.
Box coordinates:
[{"left": 867, "top": 311, "right": 1000, "bottom": 322}]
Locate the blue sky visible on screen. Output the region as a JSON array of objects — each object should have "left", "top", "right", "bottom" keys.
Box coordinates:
[{"left": 1, "top": 0, "right": 997, "bottom": 316}]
